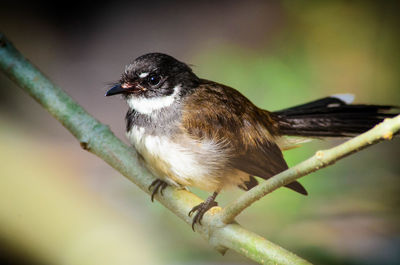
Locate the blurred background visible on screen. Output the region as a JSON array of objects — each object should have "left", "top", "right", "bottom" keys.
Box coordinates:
[{"left": 1, "top": 0, "right": 399, "bottom": 264}]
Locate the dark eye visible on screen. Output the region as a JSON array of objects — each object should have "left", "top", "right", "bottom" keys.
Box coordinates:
[{"left": 147, "top": 74, "right": 161, "bottom": 86}]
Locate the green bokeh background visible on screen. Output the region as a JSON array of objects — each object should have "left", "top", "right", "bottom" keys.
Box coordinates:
[{"left": 0, "top": 1, "right": 399, "bottom": 264}]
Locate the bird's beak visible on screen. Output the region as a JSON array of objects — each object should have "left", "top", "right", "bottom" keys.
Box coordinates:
[
  {"left": 105, "top": 84, "right": 125, "bottom": 96},
  {"left": 105, "top": 82, "right": 146, "bottom": 96}
]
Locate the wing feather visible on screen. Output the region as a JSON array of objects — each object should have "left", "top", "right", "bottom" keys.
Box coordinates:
[{"left": 181, "top": 80, "right": 307, "bottom": 195}]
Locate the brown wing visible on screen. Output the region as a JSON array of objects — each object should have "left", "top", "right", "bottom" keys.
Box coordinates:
[{"left": 181, "top": 80, "right": 307, "bottom": 195}]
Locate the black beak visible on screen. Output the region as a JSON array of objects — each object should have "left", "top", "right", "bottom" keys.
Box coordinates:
[{"left": 105, "top": 84, "right": 125, "bottom": 96}]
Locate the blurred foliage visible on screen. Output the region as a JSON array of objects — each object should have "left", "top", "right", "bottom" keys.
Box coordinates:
[{"left": 0, "top": 118, "right": 159, "bottom": 265}]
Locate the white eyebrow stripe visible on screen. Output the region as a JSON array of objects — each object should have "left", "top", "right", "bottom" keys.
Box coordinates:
[{"left": 139, "top": 72, "right": 149, "bottom": 78}]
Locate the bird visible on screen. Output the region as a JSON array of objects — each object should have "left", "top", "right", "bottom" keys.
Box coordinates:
[{"left": 106, "top": 53, "right": 398, "bottom": 230}]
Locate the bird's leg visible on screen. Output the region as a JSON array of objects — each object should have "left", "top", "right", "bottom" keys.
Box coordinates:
[
  {"left": 188, "top": 191, "right": 219, "bottom": 231},
  {"left": 148, "top": 179, "right": 168, "bottom": 202}
]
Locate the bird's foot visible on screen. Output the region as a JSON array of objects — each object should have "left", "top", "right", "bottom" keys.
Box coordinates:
[
  {"left": 148, "top": 179, "right": 168, "bottom": 202},
  {"left": 188, "top": 192, "right": 218, "bottom": 231}
]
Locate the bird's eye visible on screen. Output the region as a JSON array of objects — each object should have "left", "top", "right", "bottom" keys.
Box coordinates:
[{"left": 147, "top": 74, "right": 161, "bottom": 86}]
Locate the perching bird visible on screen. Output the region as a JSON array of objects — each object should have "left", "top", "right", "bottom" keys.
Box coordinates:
[{"left": 106, "top": 53, "right": 398, "bottom": 230}]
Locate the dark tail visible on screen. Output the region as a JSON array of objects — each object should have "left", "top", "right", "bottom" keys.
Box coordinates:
[{"left": 273, "top": 95, "right": 399, "bottom": 137}]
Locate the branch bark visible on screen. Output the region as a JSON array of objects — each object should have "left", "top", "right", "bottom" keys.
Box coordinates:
[{"left": 1, "top": 32, "right": 399, "bottom": 265}]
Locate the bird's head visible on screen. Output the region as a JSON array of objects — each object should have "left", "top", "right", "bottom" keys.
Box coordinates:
[{"left": 106, "top": 53, "right": 198, "bottom": 102}]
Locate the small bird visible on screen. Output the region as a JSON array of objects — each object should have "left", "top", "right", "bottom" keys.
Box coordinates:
[{"left": 106, "top": 53, "right": 398, "bottom": 230}]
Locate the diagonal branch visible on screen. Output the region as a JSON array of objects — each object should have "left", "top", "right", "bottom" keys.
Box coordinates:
[{"left": 219, "top": 115, "right": 400, "bottom": 224}]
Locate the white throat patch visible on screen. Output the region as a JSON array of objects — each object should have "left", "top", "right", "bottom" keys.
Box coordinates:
[{"left": 127, "top": 85, "right": 181, "bottom": 115}]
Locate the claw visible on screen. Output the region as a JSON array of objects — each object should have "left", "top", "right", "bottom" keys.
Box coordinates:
[
  {"left": 189, "top": 192, "right": 219, "bottom": 231},
  {"left": 148, "top": 180, "right": 157, "bottom": 191},
  {"left": 188, "top": 204, "right": 200, "bottom": 217},
  {"left": 148, "top": 179, "right": 168, "bottom": 202},
  {"left": 160, "top": 182, "right": 168, "bottom": 195}
]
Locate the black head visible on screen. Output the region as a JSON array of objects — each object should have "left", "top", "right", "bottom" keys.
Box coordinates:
[{"left": 106, "top": 53, "right": 199, "bottom": 98}]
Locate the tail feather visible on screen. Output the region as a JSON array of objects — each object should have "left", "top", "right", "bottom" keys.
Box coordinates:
[{"left": 274, "top": 96, "right": 399, "bottom": 137}]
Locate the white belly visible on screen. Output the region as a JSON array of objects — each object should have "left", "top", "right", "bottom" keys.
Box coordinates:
[{"left": 126, "top": 126, "right": 248, "bottom": 191}]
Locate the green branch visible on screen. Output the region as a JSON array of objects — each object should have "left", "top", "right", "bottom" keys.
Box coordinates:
[{"left": 1, "top": 32, "right": 399, "bottom": 265}]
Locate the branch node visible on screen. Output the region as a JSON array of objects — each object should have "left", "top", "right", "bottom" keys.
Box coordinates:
[
  {"left": 383, "top": 131, "right": 393, "bottom": 140},
  {"left": 80, "top": 141, "right": 90, "bottom": 151},
  {"left": 315, "top": 150, "right": 324, "bottom": 159}
]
